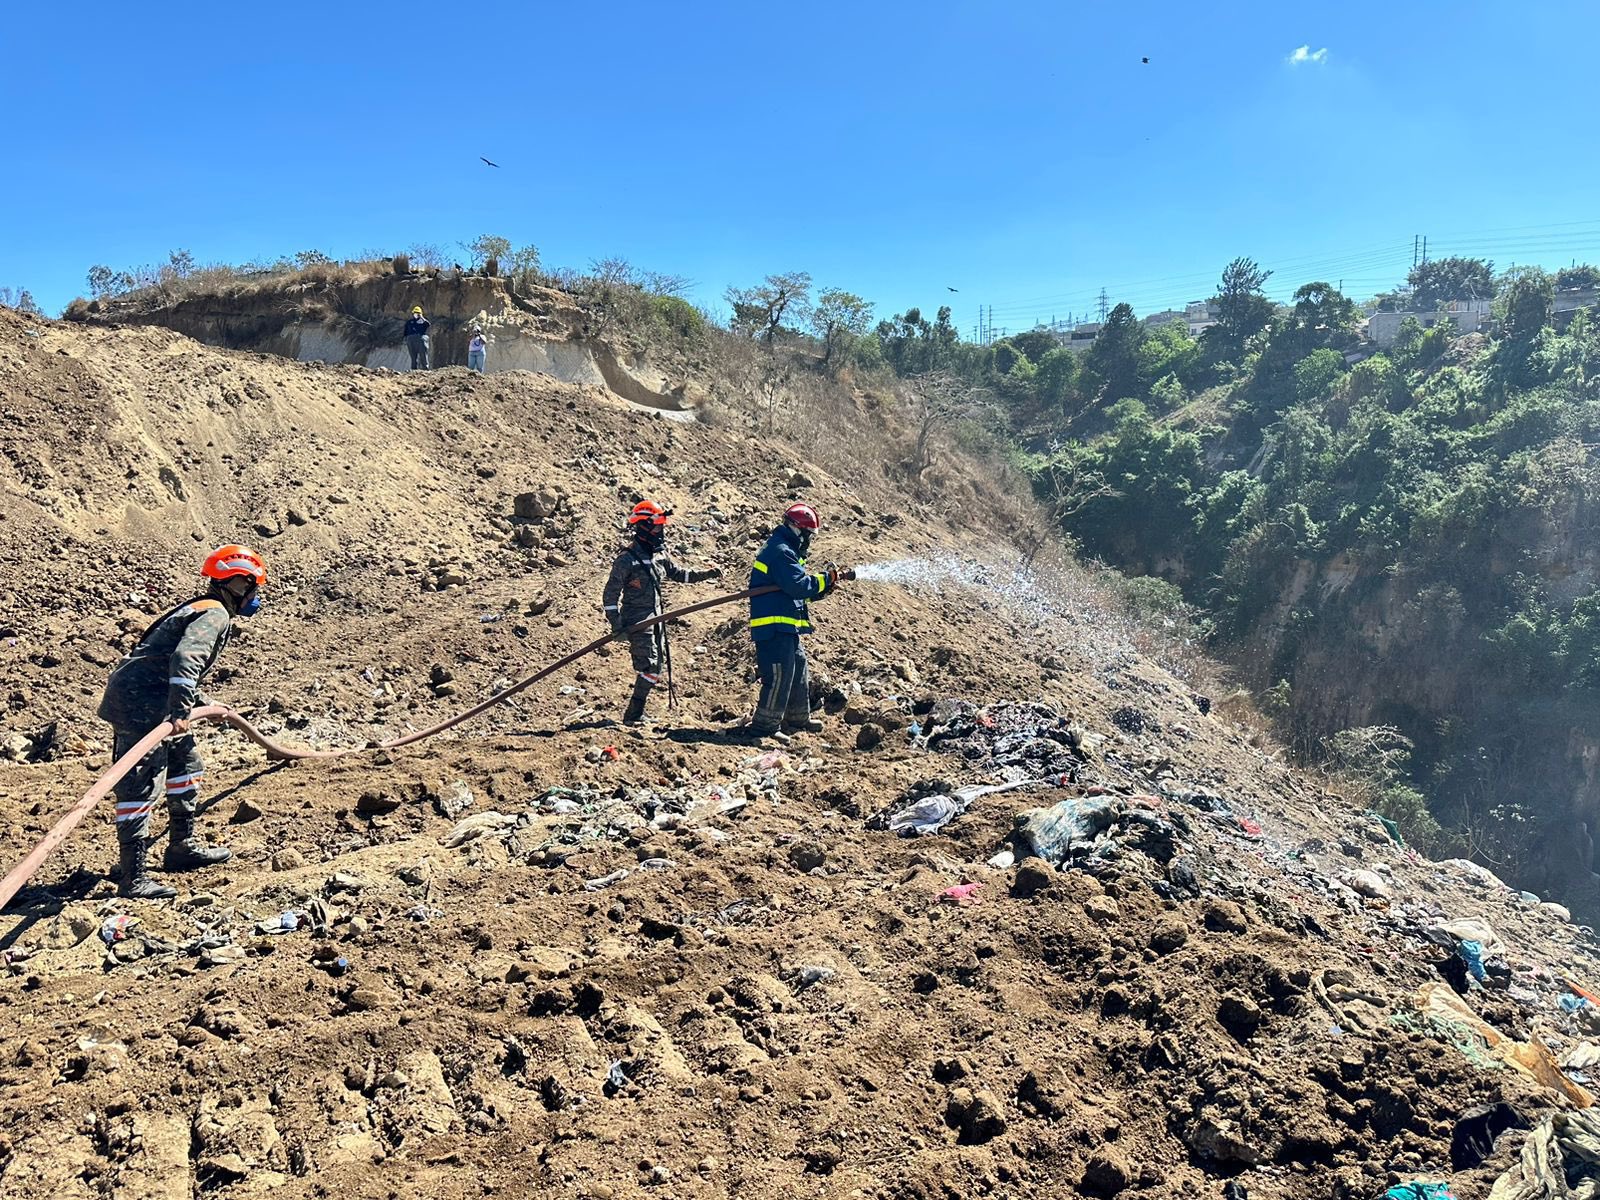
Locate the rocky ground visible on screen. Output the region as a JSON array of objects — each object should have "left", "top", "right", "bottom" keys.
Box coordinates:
[{"left": 1, "top": 306, "right": 1599, "bottom": 1199}]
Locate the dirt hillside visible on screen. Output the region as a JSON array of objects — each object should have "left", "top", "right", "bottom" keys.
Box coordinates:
[{"left": 2, "top": 306, "right": 1599, "bottom": 1200}]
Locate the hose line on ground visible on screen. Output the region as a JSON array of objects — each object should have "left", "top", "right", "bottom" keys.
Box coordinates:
[{"left": 0, "top": 585, "right": 780, "bottom": 911}]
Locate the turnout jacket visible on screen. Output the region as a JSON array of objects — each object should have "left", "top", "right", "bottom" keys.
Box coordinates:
[
  {"left": 97, "top": 597, "right": 232, "bottom": 728},
  {"left": 603, "top": 543, "right": 718, "bottom": 632},
  {"left": 748, "top": 524, "right": 832, "bottom": 642}
]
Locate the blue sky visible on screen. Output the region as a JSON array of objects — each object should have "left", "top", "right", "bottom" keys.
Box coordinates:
[{"left": 5, "top": 1, "right": 1598, "bottom": 332}]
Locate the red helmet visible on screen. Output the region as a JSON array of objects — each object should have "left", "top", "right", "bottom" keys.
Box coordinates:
[
  {"left": 628, "top": 500, "right": 671, "bottom": 527},
  {"left": 201, "top": 544, "right": 267, "bottom": 587},
  {"left": 784, "top": 502, "right": 820, "bottom": 531}
]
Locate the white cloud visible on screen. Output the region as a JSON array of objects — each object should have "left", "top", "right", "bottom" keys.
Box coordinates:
[{"left": 1288, "top": 44, "right": 1329, "bottom": 65}]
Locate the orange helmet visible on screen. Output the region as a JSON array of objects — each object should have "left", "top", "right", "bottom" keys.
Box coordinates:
[
  {"left": 201, "top": 544, "right": 267, "bottom": 587},
  {"left": 628, "top": 500, "right": 671, "bottom": 528},
  {"left": 784, "top": 502, "right": 820, "bottom": 531}
]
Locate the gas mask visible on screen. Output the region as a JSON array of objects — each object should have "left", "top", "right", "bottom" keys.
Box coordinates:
[{"left": 635, "top": 524, "right": 666, "bottom": 553}]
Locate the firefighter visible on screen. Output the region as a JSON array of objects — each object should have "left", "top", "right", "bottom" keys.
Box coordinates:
[
  {"left": 747, "top": 502, "right": 842, "bottom": 738},
  {"left": 97, "top": 545, "right": 267, "bottom": 899},
  {"left": 601, "top": 501, "right": 722, "bottom": 725}
]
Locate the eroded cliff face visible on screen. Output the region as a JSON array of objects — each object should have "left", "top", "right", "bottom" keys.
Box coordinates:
[
  {"left": 1237, "top": 497, "right": 1600, "bottom": 913},
  {"left": 96, "top": 273, "right": 701, "bottom": 412}
]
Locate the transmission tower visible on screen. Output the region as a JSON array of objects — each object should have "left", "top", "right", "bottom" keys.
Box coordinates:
[{"left": 1096, "top": 288, "right": 1109, "bottom": 322}]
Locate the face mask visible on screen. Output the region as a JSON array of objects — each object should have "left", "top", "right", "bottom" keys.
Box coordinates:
[{"left": 238, "top": 592, "right": 262, "bottom": 618}]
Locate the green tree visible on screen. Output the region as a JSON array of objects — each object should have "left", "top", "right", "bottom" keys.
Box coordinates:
[
  {"left": 1287, "top": 281, "right": 1358, "bottom": 351},
  {"left": 810, "top": 289, "right": 874, "bottom": 368},
  {"left": 86, "top": 264, "right": 118, "bottom": 298},
  {"left": 1205, "top": 257, "right": 1274, "bottom": 360},
  {"left": 726, "top": 271, "right": 813, "bottom": 342},
  {"left": 1082, "top": 302, "right": 1145, "bottom": 403},
  {"left": 1408, "top": 256, "right": 1494, "bottom": 308},
  {"left": 0, "top": 287, "right": 42, "bottom": 315},
  {"left": 1555, "top": 264, "right": 1600, "bottom": 292},
  {"left": 465, "top": 234, "right": 513, "bottom": 270},
  {"left": 1011, "top": 328, "right": 1058, "bottom": 365},
  {"left": 293, "top": 249, "right": 333, "bottom": 269},
  {"left": 1036, "top": 347, "right": 1080, "bottom": 413},
  {"left": 1495, "top": 266, "right": 1555, "bottom": 388},
  {"left": 1294, "top": 348, "right": 1345, "bottom": 404}
]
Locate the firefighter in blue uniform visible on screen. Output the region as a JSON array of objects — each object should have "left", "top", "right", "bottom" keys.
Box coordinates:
[{"left": 747, "top": 502, "right": 844, "bottom": 738}]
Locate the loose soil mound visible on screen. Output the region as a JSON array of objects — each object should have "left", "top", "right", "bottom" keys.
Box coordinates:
[{"left": 1, "top": 308, "right": 1597, "bottom": 1199}]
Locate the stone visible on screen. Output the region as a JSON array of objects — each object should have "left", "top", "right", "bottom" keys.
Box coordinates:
[
  {"left": 1012, "top": 856, "right": 1055, "bottom": 897},
  {"left": 1082, "top": 1151, "right": 1133, "bottom": 1196},
  {"left": 513, "top": 488, "right": 561, "bottom": 520},
  {"left": 787, "top": 840, "right": 826, "bottom": 872},
  {"left": 271, "top": 848, "right": 306, "bottom": 872},
  {"left": 1340, "top": 869, "right": 1391, "bottom": 900},
  {"left": 1083, "top": 895, "right": 1121, "bottom": 923},
  {"left": 1541, "top": 901, "right": 1573, "bottom": 923},
  {"left": 230, "top": 798, "right": 263, "bottom": 824},
  {"left": 1201, "top": 900, "right": 1248, "bottom": 934},
  {"left": 356, "top": 790, "right": 402, "bottom": 816},
  {"left": 788, "top": 471, "right": 814, "bottom": 488},
  {"left": 854, "top": 724, "right": 883, "bottom": 751},
  {"left": 1149, "top": 919, "right": 1189, "bottom": 954},
  {"left": 946, "top": 1087, "right": 1007, "bottom": 1144},
  {"left": 1218, "top": 992, "right": 1262, "bottom": 1037}
]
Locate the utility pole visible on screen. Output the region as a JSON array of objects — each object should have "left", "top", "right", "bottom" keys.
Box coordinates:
[
  {"left": 1421, "top": 236, "right": 1427, "bottom": 265},
  {"left": 1097, "top": 288, "right": 1109, "bottom": 322},
  {"left": 1413, "top": 235, "right": 1419, "bottom": 268}
]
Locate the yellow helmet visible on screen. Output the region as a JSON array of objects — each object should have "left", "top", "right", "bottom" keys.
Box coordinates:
[{"left": 411, "top": 306, "right": 423, "bottom": 314}]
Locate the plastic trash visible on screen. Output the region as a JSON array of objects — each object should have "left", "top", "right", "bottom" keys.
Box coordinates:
[
  {"left": 1237, "top": 816, "right": 1263, "bottom": 837},
  {"left": 256, "top": 911, "right": 306, "bottom": 936},
  {"left": 549, "top": 798, "right": 581, "bottom": 815},
  {"left": 1561, "top": 993, "right": 1593, "bottom": 1015},
  {"left": 1384, "top": 1184, "right": 1456, "bottom": 1200},
  {"left": 940, "top": 883, "right": 983, "bottom": 906},
  {"left": 585, "top": 868, "right": 630, "bottom": 891},
  {"left": 604, "top": 1060, "right": 631, "bottom": 1095},
  {"left": 1487, "top": 1109, "right": 1600, "bottom": 1199},
  {"left": 99, "top": 914, "right": 137, "bottom": 946},
  {"left": 790, "top": 964, "right": 836, "bottom": 989},
  {"left": 637, "top": 858, "right": 675, "bottom": 871},
  {"left": 987, "top": 848, "right": 1016, "bottom": 869},
  {"left": 1459, "top": 939, "right": 1487, "bottom": 983},
  {"left": 887, "top": 794, "right": 962, "bottom": 837},
  {"left": 1014, "top": 797, "right": 1117, "bottom": 864}
]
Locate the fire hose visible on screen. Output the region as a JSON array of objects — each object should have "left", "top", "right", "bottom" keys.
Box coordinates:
[{"left": 0, "top": 574, "right": 849, "bottom": 912}]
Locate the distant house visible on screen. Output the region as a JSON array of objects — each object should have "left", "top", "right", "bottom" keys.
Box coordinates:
[
  {"left": 1367, "top": 298, "right": 1493, "bottom": 347},
  {"left": 1554, "top": 286, "right": 1600, "bottom": 327},
  {"left": 1185, "top": 299, "right": 1219, "bottom": 339},
  {"left": 1058, "top": 322, "right": 1102, "bottom": 354}
]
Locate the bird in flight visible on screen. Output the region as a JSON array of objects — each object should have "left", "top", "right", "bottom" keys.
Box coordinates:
[
  {"left": 480, "top": 156, "right": 500, "bottom": 168},
  {"left": 947, "top": 286, "right": 960, "bottom": 293},
  {"left": 1141, "top": 57, "right": 1150, "bottom": 64}
]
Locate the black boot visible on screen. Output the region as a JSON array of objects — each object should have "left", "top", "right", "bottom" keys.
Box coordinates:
[
  {"left": 119, "top": 836, "right": 176, "bottom": 900},
  {"left": 163, "top": 811, "right": 232, "bottom": 871},
  {"left": 622, "top": 677, "right": 653, "bottom": 726},
  {"left": 783, "top": 715, "right": 824, "bottom": 734}
]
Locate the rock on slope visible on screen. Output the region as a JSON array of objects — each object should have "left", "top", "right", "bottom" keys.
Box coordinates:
[{"left": 0, "top": 307, "right": 1598, "bottom": 1199}]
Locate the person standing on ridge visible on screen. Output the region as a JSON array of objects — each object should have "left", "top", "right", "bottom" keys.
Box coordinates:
[
  {"left": 602, "top": 501, "right": 723, "bottom": 726},
  {"left": 467, "top": 325, "right": 488, "bottom": 372},
  {"left": 97, "top": 545, "right": 268, "bottom": 899},
  {"left": 746, "top": 502, "right": 844, "bottom": 740},
  {"left": 404, "top": 305, "right": 431, "bottom": 370}
]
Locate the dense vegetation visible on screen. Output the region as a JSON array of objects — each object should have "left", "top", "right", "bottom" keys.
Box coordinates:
[{"left": 832, "top": 256, "right": 1600, "bottom": 899}]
